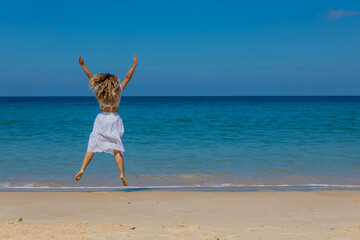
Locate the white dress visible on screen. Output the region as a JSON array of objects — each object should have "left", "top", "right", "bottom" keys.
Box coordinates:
[{"left": 87, "top": 81, "right": 125, "bottom": 156}]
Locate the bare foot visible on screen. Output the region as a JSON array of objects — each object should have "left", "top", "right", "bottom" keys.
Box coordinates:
[
  {"left": 75, "top": 170, "right": 84, "bottom": 181},
  {"left": 120, "top": 176, "right": 128, "bottom": 186}
]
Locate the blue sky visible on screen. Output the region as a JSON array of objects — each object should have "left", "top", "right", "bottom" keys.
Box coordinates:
[{"left": 1, "top": 0, "right": 359, "bottom": 96}]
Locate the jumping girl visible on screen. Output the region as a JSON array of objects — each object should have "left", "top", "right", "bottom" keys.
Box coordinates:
[{"left": 75, "top": 55, "right": 138, "bottom": 186}]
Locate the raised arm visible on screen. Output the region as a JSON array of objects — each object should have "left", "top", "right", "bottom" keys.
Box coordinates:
[
  {"left": 121, "top": 55, "right": 138, "bottom": 90},
  {"left": 78, "top": 56, "right": 93, "bottom": 79}
]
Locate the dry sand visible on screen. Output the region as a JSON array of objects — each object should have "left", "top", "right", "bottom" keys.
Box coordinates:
[{"left": 0, "top": 190, "right": 359, "bottom": 239}]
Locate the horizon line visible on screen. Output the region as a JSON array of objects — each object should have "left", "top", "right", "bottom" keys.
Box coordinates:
[{"left": 1, "top": 95, "right": 360, "bottom": 98}]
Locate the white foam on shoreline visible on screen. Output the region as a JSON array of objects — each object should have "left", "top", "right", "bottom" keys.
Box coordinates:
[{"left": 1, "top": 183, "right": 360, "bottom": 189}]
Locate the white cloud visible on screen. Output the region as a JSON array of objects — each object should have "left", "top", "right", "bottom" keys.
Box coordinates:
[{"left": 321, "top": 9, "right": 360, "bottom": 20}]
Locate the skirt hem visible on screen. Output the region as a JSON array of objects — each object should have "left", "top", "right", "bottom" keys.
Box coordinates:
[{"left": 87, "top": 149, "right": 125, "bottom": 156}]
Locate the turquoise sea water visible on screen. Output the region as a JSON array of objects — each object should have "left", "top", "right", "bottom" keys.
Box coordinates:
[{"left": 0, "top": 96, "right": 360, "bottom": 191}]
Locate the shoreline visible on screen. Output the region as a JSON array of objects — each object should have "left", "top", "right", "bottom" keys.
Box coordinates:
[
  {"left": 1, "top": 190, "right": 359, "bottom": 239},
  {"left": 1, "top": 183, "right": 360, "bottom": 192}
]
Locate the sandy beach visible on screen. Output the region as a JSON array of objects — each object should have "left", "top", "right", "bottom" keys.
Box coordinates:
[{"left": 0, "top": 190, "right": 359, "bottom": 239}]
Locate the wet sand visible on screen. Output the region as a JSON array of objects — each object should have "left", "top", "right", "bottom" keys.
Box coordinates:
[{"left": 0, "top": 190, "right": 359, "bottom": 239}]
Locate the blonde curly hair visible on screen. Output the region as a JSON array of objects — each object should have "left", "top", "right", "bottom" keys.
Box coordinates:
[{"left": 89, "top": 73, "right": 120, "bottom": 104}]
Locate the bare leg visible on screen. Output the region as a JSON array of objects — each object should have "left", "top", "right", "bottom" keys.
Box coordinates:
[
  {"left": 75, "top": 152, "right": 94, "bottom": 181},
  {"left": 114, "top": 150, "right": 128, "bottom": 186}
]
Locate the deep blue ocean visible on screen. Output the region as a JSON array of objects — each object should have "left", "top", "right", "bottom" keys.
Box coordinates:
[{"left": 0, "top": 96, "right": 360, "bottom": 191}]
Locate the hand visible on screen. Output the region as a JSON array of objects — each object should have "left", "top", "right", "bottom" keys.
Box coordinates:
[
  {"left": 79, "top": 56, "right": 84, "bottom": 66},
  {"left": 133, "top": 55, "right": 138, "bottom": 65}
]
